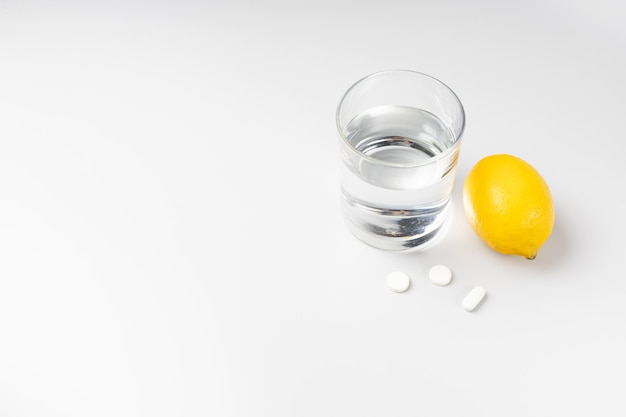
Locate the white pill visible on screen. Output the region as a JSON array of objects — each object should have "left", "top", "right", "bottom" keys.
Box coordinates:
[
  {"left": 463, "top": 286, "right": 486, "bottom": 311},
  {"left": 429, "top": 264, "right": 452, "bottom": 286},
  {"left": 386, "top": 271, "right": 410, "bottom": 293}
]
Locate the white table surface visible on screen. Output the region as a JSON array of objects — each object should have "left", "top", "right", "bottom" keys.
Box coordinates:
[{"left": 1, "top": 1, "right": 625, "bottom": 416}]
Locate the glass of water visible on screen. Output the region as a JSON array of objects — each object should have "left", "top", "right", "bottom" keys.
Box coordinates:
[{"left": 336, "top": 70, "right": 465, "bottom": 251}]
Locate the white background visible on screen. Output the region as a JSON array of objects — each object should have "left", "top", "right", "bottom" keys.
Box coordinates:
[{"left": 1, "top": 1, "right": 625, "bottom": 416}]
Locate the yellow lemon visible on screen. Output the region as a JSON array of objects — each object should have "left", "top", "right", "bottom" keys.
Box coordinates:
[{"left": 463, "top": 154, "right": 554, "bottom": 259}]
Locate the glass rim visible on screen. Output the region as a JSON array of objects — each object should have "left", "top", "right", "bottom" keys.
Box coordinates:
[{"left": 336, "top": 69, "right": 466, "bottom": 168}]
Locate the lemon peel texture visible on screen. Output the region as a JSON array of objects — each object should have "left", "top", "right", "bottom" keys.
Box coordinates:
[{"left": 463, "top": 154, "right": 554, "bottom": 259}]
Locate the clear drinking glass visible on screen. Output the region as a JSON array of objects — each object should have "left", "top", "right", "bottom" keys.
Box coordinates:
[{"left": 336, "top": 70, "right": 465, "bottom": 251}]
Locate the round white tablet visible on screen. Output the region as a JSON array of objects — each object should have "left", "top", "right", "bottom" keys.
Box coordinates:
[
  {"left": 429, "top": 264, "right": 452, "bottom": 286},
  {"left": 386, "top": 271, "right": 410, "bottom": 293}
]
